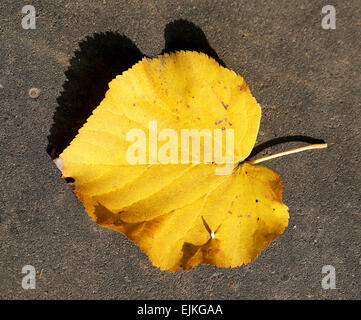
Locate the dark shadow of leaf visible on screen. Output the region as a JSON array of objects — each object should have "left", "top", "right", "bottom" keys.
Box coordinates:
[{"left": 47, "top": 32, "right": 144, "bottom": 158}]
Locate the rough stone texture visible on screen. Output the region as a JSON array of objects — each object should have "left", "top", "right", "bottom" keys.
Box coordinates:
[{"left": 0, "top": 0, "right": 360, "bottom": 299}]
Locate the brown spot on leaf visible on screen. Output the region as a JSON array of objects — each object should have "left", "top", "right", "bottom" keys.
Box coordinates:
[{"left": 221, "top": 102, "right": 229, "bottom": 110}]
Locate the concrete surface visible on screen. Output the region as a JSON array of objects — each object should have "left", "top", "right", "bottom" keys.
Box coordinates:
[{"left": 0, "top": 0, "right": 360, "bottom": 299}]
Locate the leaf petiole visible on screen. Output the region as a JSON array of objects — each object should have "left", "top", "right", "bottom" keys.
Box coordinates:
[{"left": 248, "top": 143, "right": 328, "bottom": 165}]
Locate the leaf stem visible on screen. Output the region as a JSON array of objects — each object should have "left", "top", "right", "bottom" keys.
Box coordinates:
[{"left": 248, "top": 143, "right": 328, "bottom": 164}]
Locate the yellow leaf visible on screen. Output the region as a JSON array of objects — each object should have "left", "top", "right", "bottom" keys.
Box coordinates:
[{"left": 59, "top": 51, "right": 289, "bottom": 271}]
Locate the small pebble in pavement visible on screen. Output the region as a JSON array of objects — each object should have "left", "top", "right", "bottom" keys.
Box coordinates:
[{"left": 28, "top": 87, "right": 40, "bottom": 99}]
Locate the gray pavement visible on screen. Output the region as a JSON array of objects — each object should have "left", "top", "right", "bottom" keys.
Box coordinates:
[{"left": 0, "top": 0, "right": 360, "bottom": 299}]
